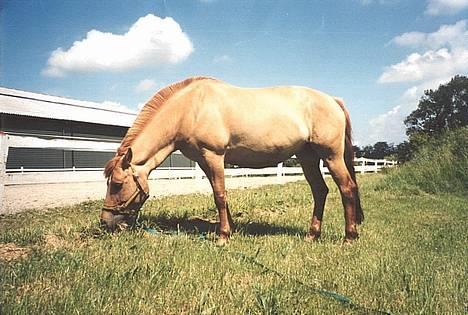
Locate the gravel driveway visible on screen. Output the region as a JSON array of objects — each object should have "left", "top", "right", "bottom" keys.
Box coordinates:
[{"left": 3, "top": 175, "right": 304, "bottom": 214}]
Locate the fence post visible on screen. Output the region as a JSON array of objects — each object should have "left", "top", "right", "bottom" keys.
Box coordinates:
[
  {"left": 277, "top": 162, "right": 283, "bottom": 178},
  {"left": 361, "top": 159, "right": 365, "bottom": 174},
  {"left": 195, "top": 162, "right": 203, "bottom": 181},
  {"left": 0, "top": 132, "right": 9, "bottom": 213},
  {"left": 374, "top": 160, "right": 378, "bottom": 173}
]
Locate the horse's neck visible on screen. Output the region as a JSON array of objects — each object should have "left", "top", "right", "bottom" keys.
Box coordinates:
[{"left": 130, "top": 111, "right": 179, "bottom": 170}]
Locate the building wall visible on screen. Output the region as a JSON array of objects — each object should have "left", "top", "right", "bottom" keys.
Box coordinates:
[{"left": 0, "top": 113, "right": 194, "bottom": 170}]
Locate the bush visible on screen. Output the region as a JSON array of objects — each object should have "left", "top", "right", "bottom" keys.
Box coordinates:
[{"left": 378, "top": 127, "right": 468, "bottom": 194}]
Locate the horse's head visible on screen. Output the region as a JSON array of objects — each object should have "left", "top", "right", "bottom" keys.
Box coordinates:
[{"left": 100, "top": 148, "right": 149, "bottom": 232}]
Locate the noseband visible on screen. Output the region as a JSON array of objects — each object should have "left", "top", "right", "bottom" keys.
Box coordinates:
[{"left": 102, "top": 166, "right": 149, "bottom": 215}]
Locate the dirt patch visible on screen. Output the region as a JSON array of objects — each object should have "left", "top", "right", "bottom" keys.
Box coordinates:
[
  {"left": 0, "top": 243, "right": 31, "bottom": 262},
  {"left": 0, "top": 235, "right": 88, "bottom": 262},
  {"left": 43, "top": 233, "right": 90, "bottom": 251},
  {"left": 43, "top": 234, "right": 70, "bottom": 250}
]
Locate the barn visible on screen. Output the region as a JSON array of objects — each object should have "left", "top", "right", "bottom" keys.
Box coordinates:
[{"left": 0, "top": 87, "right": 194, "bottom": 171}]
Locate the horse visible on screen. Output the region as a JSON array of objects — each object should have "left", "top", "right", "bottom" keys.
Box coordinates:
[{"left": 101, "top": 77, "right": 363, "bottom": 244}]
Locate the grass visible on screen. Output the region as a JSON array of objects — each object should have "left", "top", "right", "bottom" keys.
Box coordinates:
[
  {"left": 379, "top": 127, "right": 468, "bottom": 195},
  {"left": 1, "top": 174, "right": 467, "bottom": 314}
]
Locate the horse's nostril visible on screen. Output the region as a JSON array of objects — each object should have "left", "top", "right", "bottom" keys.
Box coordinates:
[
  {"left": 100, "top": 210, "right": 137, "bottom": 232},
  {"left": 100, "top": 218, "right": 114, "bottom": 232},
  {"left": 100, "top": 210, "right": 117, "bottom": 232}
]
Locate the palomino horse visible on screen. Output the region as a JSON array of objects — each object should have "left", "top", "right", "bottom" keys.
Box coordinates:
[{"left": 101, "top": 77, "right": 363, "bottom": 244}]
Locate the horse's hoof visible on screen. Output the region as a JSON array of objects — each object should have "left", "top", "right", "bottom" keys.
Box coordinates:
[
  {"left": 343, "top": 235, "right": 359, "bottom": 245},
  {"left": 216, "top": 237, "right": 229, "bottom": 246},
  {"left": 304, "top": 232, "right": 321, "bottom": 242},
  {"left": 342, "top": 238, "right": 354, "bottom": 245}
]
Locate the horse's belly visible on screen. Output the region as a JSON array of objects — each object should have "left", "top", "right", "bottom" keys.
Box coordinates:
[
  {"left": 224, "top": 116, "right": 309, "bottom": 167},
  {"left": 225, "top": 142, "right": 303, "bottom": 168}
]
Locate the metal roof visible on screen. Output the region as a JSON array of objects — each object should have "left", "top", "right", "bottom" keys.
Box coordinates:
[{"left": 0, "top": 87, "right": 137, "bottom": 127}]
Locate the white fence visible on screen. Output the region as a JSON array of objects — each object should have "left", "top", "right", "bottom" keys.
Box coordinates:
[
  {"left": 355, "top": 157, "right": 397, "bottom": 174},
  {"left": 0, "top": 133, "right": 396, "bottom": 210}
]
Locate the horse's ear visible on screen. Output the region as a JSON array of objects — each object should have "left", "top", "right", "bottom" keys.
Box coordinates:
[{"left": 122, "top": 148, "right": 133, "bottom": 169}]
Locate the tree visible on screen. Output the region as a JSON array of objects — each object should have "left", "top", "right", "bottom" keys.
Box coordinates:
[
  {"left": 352, "top": 145, "right": 360, "bottom": 157},
  {"left": 372, "top": 142, "right": 394, "bottom": 159},
  {"left": 405, "top": 75, "right": 468, "bottom": 138},
  {"left": 357, "top": 142, "right": 395, "bottom": 159},
  {"left": 395, "top": 141, "right": 413, "bottom": 163}
]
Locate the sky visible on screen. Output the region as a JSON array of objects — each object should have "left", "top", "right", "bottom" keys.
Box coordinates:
[{"left": 1, "top": 0, "right": 467, "bottom": 146}]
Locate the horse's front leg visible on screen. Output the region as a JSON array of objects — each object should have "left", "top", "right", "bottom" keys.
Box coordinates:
[{"left": 198, "top": 151, "right": 232, "bottom": 245}]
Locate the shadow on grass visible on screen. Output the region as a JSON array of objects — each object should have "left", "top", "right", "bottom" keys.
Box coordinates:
[{"left": 138, "top": 213, "right": 304, "bottom": 237}]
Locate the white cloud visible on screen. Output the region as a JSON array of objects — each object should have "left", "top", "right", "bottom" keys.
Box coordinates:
[
  {"left": 43, "top": 14, "right": 194, "bottom": 77},
  {"left": 367, "top": 105, "right": 409, "bottom": 144},
  {"left": 390, "top": 32, "right": 427, "bottom": 48},
  {"left": 135, "top": 79, "right": 158, "bottom": 93},
  {"left": 365, "top": 93, "right": 424, "bottom": 145},
  {"left": 378, "top": 48, "right": 468, "bottom": 83},
  {"left": 425, "top": 0, "right": 468, "bottom": 16},
  {"left": 391, "top": 20, "right": 467, "bottom": 50},
  {"left": 379, "top": 20, "right": 468, "bottom": 84}
]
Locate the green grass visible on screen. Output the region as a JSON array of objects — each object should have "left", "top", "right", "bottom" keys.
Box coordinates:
[
  {"left": 1, "top": 175, "right": 467, "bottom": 314},
  {"left": 379, "top": 127, "right": 468, "bottom": 195}
]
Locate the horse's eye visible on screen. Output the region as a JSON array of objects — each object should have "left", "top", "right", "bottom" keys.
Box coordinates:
[{"left": 110, "top": 181, "right": 123, "bottom": 191}]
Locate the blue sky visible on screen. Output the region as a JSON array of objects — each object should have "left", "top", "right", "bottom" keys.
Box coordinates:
[{"left": 1, "top": 0, "right": 467, "bottom": 145}]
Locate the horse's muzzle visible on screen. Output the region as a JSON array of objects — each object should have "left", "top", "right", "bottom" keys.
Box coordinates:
[{"left": 100, "top": 209, "right": 137, "bottom": 232}]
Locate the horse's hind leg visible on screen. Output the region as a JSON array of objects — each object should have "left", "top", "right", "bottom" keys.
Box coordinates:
[
  {"left": 325, "top": 155, "right": 359, "bottom": 242},
  {"left": 198, "top": 150, "right": 233, "bottom": 245},
  {"left": 297, "top": 150, "right": 329, "bottom": 241}
]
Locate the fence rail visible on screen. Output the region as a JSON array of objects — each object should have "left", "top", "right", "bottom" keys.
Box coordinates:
[{"left": 0, "top": 133, "right": 396, "bottom": 210}]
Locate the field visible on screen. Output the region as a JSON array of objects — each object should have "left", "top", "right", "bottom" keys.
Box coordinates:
[{"left": 1, "top": 174, "right": 467, "bottom": 314}]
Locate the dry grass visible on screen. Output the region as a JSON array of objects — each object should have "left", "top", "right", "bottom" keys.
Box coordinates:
[{"left": 0, "top": 243, "right": 30, "bottom": 262}]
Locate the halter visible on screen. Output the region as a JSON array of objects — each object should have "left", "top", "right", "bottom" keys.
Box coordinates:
[{"left": 102, "top": 165, "right": 150, "bottom": 215}]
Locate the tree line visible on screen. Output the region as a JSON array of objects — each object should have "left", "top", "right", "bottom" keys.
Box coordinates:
[{"left": 356, "top": 75, "right": 468, "bottom": 162}]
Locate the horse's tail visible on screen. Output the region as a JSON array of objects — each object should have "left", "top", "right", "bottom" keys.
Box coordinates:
[{"left": 334, "top": 97, "right": 364, "bottom": 224}]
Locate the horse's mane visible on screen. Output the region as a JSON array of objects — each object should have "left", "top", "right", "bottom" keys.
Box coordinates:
[{"left": 104, "top": 76, "right": 214, "bottom": 178}]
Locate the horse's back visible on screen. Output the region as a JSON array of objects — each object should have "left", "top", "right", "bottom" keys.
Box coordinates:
[
  {"left": 177, "top": 79, "right": 346, "bottom": 166},
  {"left": 200, "top": 79, "right": 345, "bottom": 136}
]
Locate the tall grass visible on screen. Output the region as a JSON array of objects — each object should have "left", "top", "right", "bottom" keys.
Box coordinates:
[{"left": 378, "top": 127, "right": 468, "bottom": 194}]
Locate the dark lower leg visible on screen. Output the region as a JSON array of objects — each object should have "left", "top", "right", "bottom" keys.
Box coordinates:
[
  {"left": 299, "top": 156, "right": 328, "bottom": 241},
  {"left": 198, "top": 152, "right": 232, "bottom": 245},
  {"left": 214, "top": 190, "right": 232, "bottom": 241},
  {"left": 306, "top": 191, "right": 327, "bottom": 240},
  {"left": 343, "top": 199, "right": 358, "bottom": 241},
  {"left": 226, "top": 201, "right": 234, "bottom": 230},
  {"left": 340, "top": 184, "right": 359, "bottom": 241},
  {"left": 327, "top": 158, "right": 359, "bottom": 242}
]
